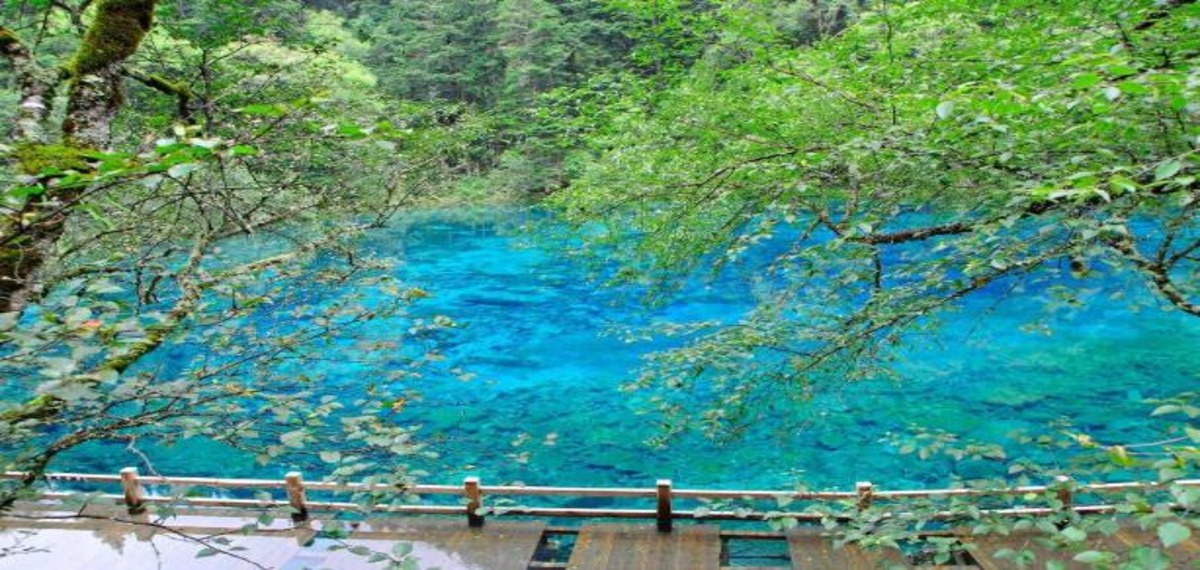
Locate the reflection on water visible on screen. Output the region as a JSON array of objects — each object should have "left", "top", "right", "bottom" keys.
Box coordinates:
[{"left": 0, "top": 507, "right": 541, "bottom": 570}]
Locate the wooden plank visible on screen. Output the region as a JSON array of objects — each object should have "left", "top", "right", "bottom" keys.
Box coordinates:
[
  {"left": 350, "top": 518, "right": 546, "bottom": 570},
  {"left": 970, "top": 532, "right": 1077, "bottom": 570},
  {"left": 0, "top": 507, "right": 545, "bottom": 570},
  {"left": 1109, "top": 528, "right": 1200, "bottom": 567},
  {"left": 567, "top": 523, "right": 721, "bottom": 570},
  {"left": 785, "top": 529, "right": 910, "bottom": 570},
  {"left": 968, "top": 529, "right": 1145, "bottom": 570}
]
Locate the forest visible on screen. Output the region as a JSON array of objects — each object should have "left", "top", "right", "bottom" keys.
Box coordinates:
[{"left": 0, "top": 0, "right": 1198, "bottom": 568}]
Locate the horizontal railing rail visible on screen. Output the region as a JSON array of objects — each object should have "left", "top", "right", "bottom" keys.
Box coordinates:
[{"left": 3, "top": 470, "right": 1197, "bottom": 532}]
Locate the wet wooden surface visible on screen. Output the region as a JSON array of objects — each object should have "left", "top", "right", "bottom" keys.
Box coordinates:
[
  {"left": 567, "top": 523, "right": 721, "bottom": 570},
  {"left": 969, "top": 528, "right": 1200, "bottom": 570},
  {"left": 0, "top": 504, "right": 544, "bottom": 570},
  {"left": 2, "top": 503, "right": 1194, "bottom": 569},
  {"left": 786, "top": 529, "right": 910, "bottom": 569}
]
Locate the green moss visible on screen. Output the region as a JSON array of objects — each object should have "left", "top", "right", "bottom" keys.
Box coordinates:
[
  {"left": 0, "top": 28, "right": 18, "bottom": 49},
  {"left": 0, "top": 394, "right": 64, "bottom": 423},
  {"left": 140, "top": 73, "right": 188, "bottom": 95},
  {"left": 70, "top": 0, "right": 156, "bottom": 76},
  {"left": 12, "top": 143, "right": 92, "bottom": 175}
]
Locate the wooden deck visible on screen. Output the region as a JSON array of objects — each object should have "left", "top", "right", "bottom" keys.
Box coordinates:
[
  {"left": 0, "top": 504, "right": 544, "bottom": 570},
  {"left": 567, "top": 523, "right": 721, "bottom": 569},
  {"left": 786, "top": 529, "right": 911, "bottom": 569},
  {"left": 969, "top": 529, "right": 1200, "bottom": 570},
  {"left": 1, "top": 504, "right": 1196, "bottom": 569}
]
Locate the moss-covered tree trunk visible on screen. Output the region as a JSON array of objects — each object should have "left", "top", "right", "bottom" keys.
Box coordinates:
[
  {"left": 62, "top": 0, "right": 155, "bottom": 148},
  {"left": 0, "top": 0, "right": 156, "bottom": 312}
]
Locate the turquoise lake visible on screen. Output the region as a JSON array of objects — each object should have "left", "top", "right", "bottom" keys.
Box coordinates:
[{"left": 53, "top": 209, "right": 1200, "bottom": 492}]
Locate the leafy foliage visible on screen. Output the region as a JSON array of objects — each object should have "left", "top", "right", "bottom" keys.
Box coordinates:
[
  {"left": 551, "top": 0, "right": 1200, "bottom": 438},
  {"left": 0, "top": 1, "right": 1197, "bottom": 567}
]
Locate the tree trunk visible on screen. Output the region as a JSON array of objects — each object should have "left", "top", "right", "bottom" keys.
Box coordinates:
[
  {"left": 0, "top": 0, "right": 157, "bottom": 313},
  {"left": 0, "top": 28, "right": 59, "bottom": 143}
]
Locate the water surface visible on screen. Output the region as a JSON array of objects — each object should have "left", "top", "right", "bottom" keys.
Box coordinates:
[{"left": 56, "top": 209, "right": 1200, "bottom": 491}]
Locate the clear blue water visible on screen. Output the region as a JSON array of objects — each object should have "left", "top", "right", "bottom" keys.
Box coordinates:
[{"left": 49, "top": 209, "right": 1200, "bottom": 492}]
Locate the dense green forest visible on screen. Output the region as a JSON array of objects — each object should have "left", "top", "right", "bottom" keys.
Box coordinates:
[{"left": 0, "top": 0, "right": 1197, "bottom": 567}]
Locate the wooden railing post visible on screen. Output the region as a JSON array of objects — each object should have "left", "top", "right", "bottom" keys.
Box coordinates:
[
  {"left": 120, "top": 467, "right": 145, "bottom": 515},
  {"left": 285, "top": 472, "right": 309, "bottom": 522},
  {"left": 1054, "top": 475, "right": 1073, "bottom": 510},
  {"left": 656, "top": 479, "right": 673, "bottom": 533},
  {"left": 465, "top": 476, "right": 483, "bottom": 527},
  {"left": 856, "top": 481, "right": 874, "bottom": 511}
]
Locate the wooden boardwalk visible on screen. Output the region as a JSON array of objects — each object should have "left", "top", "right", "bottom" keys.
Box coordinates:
[
  {"left": 0, "top": 504, "right": 544, "bottom": 570},
  {"left": 970, "top": 529, "right": 1200, "bottom": 570},
  {"left": 2, "top": 505, "right": 1196, "bottom": 569},
  {"left": 786, "top": 529, "right": 911, "bottom": 569},
  {"left": 567, "top": 524, "right": 721, "bottom": 569}
]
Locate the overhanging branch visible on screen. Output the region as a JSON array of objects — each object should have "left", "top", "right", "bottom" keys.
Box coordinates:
[
  {"left": 852, "top": 221, "right": 975, "bottom": 245},
  {"left": 122, "top": 68, "right": 194, "bottom": 122},
  {"left": 1108, "top": 235, "right": 1200, "bottom": 317}
]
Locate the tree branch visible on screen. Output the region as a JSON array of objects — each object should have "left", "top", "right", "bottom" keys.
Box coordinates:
[
  {"left": 122, "top": 68, "right": 194, "bottom": 122},
  {"left": 853, "top": 221, "right": 975, "bottom": 245},
  {"left": 1133, "top": 0, "right": 1196, "bottom": 31},
  {"left": 1108, "top": 235, "right": 1200, "bottom": 317},
  {"left": 0, "top": 231, "right": 347, "bottom": 425}
]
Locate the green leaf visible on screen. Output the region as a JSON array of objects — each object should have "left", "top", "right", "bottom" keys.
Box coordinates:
[
  {"left": 1096, "top": 519, "right": 1120, "bottom": 536},
  {"left": 1118, "top": 81, "right": 1148, "bottom": 96},
  {"left": 1061, "top": 527, "right": 1087, "bottom": 542},
  {"left": 239, "top": 104, "right": 288, "bottom": 118},
  {"left": 1107, "top": 64, "right": 1138, "bottom": 77},
  {"left": 41, "top": 357, "right": 78, "bottom": 377},
  {"left": 87, "top": 278, "right": 124, "bottom": 294},
  {"left": 1073, "top": 550, "right": 1110, "bottom": 564},
  {"left": 1071, "top": 73, "right": 1102, "bottom": 89},
  {"left": 1151, "top": 405, "right": 1181, "bottom": 416},
  {"left": 1158, "top": 467, "right": 1188, "bottom": 483},
  {"left": 1108, "top": 175, "right": 1139, "bottom": 193},
  {"left": 189, "top": 138, "right": 222, "bottom": 149},
  {"left": 993, "top": 548, "right": 1017, "bottom": 560},
  {"left": 196, "top": 548, "right": 219, "bottom": 558},
  {"left": 168, "top": 163, "right": 201, "bottom": 178},
  {"left": 336, "top": 124, "right": 367, "bottom": 138},
  {"left": 8, "top": 185, "right": 46, "bottom": 199},
  {"left": 0, "top": 312, "right": 18, "bottom": 331},
  {"left": 1155, "top": 160, "right": 1182, "bottom": 181},
  {"left": 935, "top": 101, "right": 956, "bottom": 120},
  {"left": 1108, "top": 446, "right": 1135, "bottom": 467},
  {"left": 280, "top": 430, "right": 307, "bottom": 449},
  {"left": 1157, "top": 522, "right": 1191, "bottom": 549}
]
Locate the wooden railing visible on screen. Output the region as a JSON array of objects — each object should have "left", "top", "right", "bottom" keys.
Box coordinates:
[{"left": 4, "top": 470, "right": 1198, "bottom": 532}]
